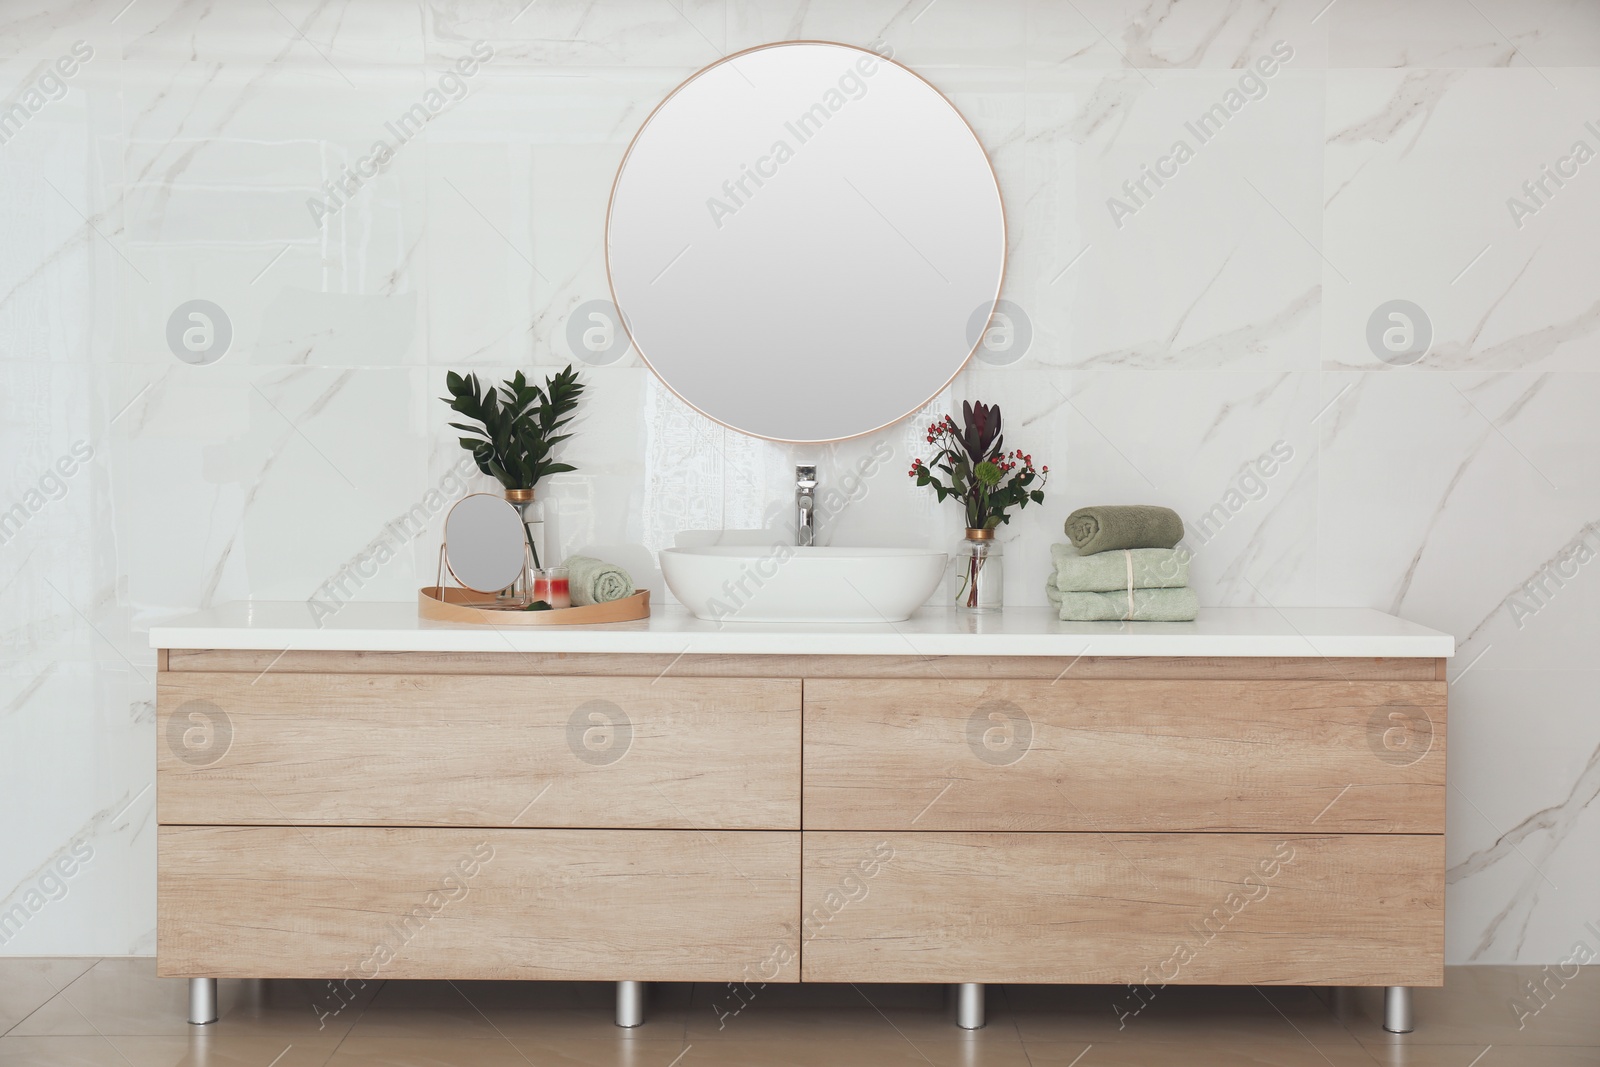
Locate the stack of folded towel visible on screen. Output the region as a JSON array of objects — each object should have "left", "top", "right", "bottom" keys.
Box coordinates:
[{"left": 1046, "top": 505, "right": 1197, "bottom": 622}]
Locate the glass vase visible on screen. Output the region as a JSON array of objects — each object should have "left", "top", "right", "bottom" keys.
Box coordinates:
[
  {"left": 504, "top": 489, "right": 545, "bottom": 603},
  {"left": 953, "top": 528, "right": 1002, "bottom": 613}
]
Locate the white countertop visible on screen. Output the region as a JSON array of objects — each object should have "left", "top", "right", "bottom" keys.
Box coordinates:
[{"left": 149, "top": 602, "right": 1454, "bottom": 658}]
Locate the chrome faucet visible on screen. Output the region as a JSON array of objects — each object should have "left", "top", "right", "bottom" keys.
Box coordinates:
[{"left": 795, "top": 464, "right": 817, "bottom": 547}]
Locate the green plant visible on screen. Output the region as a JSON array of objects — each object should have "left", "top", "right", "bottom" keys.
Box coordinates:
[
  {"left": 442, "top": 365, "right": 585, "bottom": 492},
  {"left": 909, "top": 401, "right": 1048, "bottom": 529}
]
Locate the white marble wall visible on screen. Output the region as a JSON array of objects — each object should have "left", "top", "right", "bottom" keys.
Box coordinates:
[{"left": 1, "top": 0, "right": 1597, "bottom": 964}]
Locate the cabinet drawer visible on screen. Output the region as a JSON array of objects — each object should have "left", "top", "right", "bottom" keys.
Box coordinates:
[
  {"left": 158, "top": 673, "right": 800, "bottom": 828},
  {"left": 158, "top": 826, "right": 800, "bottom": 981},
  {"left": 801, "top": 831, "right": 1442, "bottom": 986},
  {"left": 803, "top": 679, "right": 1445, "bottom": 833}
]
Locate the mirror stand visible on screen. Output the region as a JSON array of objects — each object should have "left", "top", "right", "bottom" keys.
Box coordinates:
[{"left": 435, "top": 541, "right": 534, "bottom": 608}]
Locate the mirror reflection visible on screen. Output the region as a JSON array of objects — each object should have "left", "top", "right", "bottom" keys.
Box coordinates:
[
  {"left": 442, "top": 493, "right": 528, "bottom": 594},
  {"left": 607, "top": 42, "right": 1006, "bottom": 443}
]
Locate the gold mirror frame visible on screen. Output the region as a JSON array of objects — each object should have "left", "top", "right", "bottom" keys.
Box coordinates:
[
  {"left": 438, "top": 492, "right": 530, "bottom": 596},
  {"left": 604, "top": 40, "right": 1008, "bottom": 445}
]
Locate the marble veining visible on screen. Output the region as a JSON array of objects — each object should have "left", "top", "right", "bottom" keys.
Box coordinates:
[
  {"left": 1449, "top": 740, "right": 1600, "bottom": 960},
  {"left": 1, "top": 0, "right": 1597, "bottom": 966},
  {"left": 1325, "top": 69, "right": 1463, "bottom": 157}
]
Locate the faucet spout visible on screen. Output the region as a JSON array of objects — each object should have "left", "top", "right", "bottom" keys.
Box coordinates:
[{"left": 795, "top": 464, "right": 817, "bottom": 547}]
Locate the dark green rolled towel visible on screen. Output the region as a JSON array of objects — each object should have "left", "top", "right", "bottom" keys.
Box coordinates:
[{"left": 1063, "top": 505, "right": 1184, "bottom": 554}]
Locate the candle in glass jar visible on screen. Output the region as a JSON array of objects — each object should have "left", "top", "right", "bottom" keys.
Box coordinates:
[{"left": 533, "top": 568, "right": 571, "bottom": 609}]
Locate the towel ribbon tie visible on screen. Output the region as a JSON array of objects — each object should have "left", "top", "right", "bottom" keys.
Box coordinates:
[{"left": 1124, "top": 549, "right": 1135, "bottom": 621}]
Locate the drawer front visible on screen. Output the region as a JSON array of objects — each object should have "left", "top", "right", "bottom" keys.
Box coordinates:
[
  {"left": 804, "top": 679, "right": 1445, "bottom": 833},
  {"left": 801, "top": 831, "right": 1443, "bottom": 986},
  {"left": 158, "top": 673, "right": 800, "bottom": 828},
  {"left": 158, "top": 827, "right": 800, "bottom": 981}
]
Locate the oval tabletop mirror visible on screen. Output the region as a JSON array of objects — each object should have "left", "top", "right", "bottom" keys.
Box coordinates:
[
  {"left": 607, "top": 42, "right": 1005, "bottom": 443},
  {"left": 442, "top": 493, "right": 527, "bottom": 594}
]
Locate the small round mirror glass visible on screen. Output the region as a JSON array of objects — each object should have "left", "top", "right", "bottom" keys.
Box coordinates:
[
  {"left": 443, "top": 493, "right": 527, "bottom": 594},
  {"left": 607, "top": 42, "right": 1005, "bottom": 443}
]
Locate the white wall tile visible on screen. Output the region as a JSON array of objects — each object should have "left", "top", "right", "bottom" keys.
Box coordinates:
[
  {"left": 1032, "top": 65, "right": 1326, "bottom": 372},
  {"left": 1326, "top": 0, "right": 1600, "bottom": 69},
  {"left": 1027, "top": 0, "right": 1330, "bottom": 71},
  {"left": 1, "top": 0, "right": 1597, "bottom": 969},
  {"left": 1323, "top": 69, "right": 1600, "bottom": 372},
  {"left": 1444, "top": 668, "right": 1600, "bottom": 964}
]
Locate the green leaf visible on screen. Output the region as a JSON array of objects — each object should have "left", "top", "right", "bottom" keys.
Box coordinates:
[{"left": 441, "top": 365, "right": 586, "bottom": 492}]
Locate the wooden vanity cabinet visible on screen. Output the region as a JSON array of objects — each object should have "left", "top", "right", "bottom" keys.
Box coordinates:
[
  {"left": 156, "top": 651, "right": 1444, "bottom": 991},
  {"left": 800, "top": 666, "right": 1446, "bottom": 986}
]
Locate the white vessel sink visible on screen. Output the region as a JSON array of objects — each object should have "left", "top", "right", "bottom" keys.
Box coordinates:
[{"left": 660, "top": 545, "right": 947, "bottom": 623}]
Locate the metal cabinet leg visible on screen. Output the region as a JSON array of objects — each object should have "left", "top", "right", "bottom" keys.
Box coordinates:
[
  {"left": 616, "top": 980, "right": 645, "bottom": 1027},
  {"left": 954, "top": 983, "right": 985, "bottom": 1030},
  {"left": 1383, "top": 986, "right": 1413, "bottom": 1034},
  {"left": 188, "top": 978, "right": 218, "bottom": 1025}
]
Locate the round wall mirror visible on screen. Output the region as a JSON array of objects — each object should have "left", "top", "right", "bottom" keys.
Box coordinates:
[
  {"left": 442, "top": 493, "right": 527, "bottom": 594},
  {"left": 607, "top": 42, "right": 1005, "bottom": 444}
]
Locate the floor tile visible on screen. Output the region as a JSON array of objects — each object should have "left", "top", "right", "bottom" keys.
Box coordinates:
[
  {"left": 1365, "top": 1045, "right": 1600, "bottom": 1066},
  {"left": 0, "top": 1034, "right": 334, "bottom": 1066},
  {"left": 678, "top": 1032, "right": 1031, "bottom": 1067},
  {"left": 9, "top": 959, "right": 373, "bottom": 1044},
  {"left": 1332, "top": 968, "right": 1600, "bottom": 1047},
  {"left": 329, "top": 1035, "right": 694, "bottom": 1066},
  {"left": 1004, "top": 983, "right": 1359, "bottom": 1045},
  {"left": 679, "top": 983, "right": 1031, "bottom": 1065},
  {"left": 0, "top": 959, "right": 98, "bottom": 1036},
  {"left": 6, "top": 963, "right": 1599, "bottom": 1065},
  {"left": 0, "top": 1037, "right": 123, "bottom": 1067},
  {"left": 325, "top": 1037, "right": 557, "bottom": 1066},
  {"left": 346, "top": 980, "right": 691, "bottom": 1044},
  {"left": 684, "top": 981, "right": 1023, "bottom": 1042},
  {"left": 1022, "top": 1036, "right": 1383, "bottom": 1066}
]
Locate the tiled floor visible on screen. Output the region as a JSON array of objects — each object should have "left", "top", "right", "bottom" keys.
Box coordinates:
[{"left": 1, "top": 960, "right": 1597, "bottom": 1066}]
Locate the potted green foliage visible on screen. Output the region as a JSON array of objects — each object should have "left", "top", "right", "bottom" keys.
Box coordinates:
[{"left": 442, "top": 365, "right": 585, "bottom": 570}]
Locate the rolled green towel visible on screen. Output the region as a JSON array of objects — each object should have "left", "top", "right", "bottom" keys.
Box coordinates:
[
  {"left": 1064, "top": 505, "right": 1184, "bottom": 554},
  {"left": 564, "top": 555, "right": 636, "bottom": 606},
  {"left": 1045, "top": 581, "right": 1198, "bottom": 622},
  {"left": 1050, "top": 543, "right": 1188, "bottom": 592}
]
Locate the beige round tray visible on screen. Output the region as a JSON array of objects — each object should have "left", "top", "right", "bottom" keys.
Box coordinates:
[{"left": 419, "top": 587, "right": 650, "bottom": 626}]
